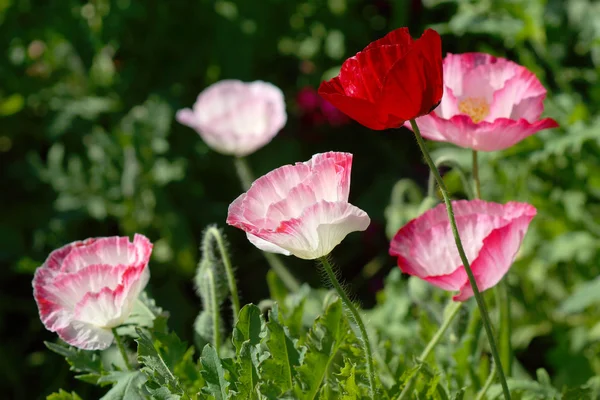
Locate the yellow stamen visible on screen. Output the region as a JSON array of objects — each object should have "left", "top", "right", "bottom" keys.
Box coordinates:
[{"left": 458, "top": 97, "right": 489, "bottom": 123}]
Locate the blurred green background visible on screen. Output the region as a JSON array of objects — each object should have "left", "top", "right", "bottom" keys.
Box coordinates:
[{"left": 1, "top": 0, "right": 599, "bottom": 398}]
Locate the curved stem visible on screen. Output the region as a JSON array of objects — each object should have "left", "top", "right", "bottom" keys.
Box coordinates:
[
  {"left": 205, "top": 226, "right": 241, "bottom": 322},
  {"left": 319, "top": 257, "right": 376, "bottom": 399},
  {"left": 410, "top": 119, "right": 511, "bottom": 400},
  {"left": 263, "top": 252, "right": 301, "bottom": 292},
  {"left": 206, "top": 268, "right": 221, "bottom": 355},
  {"left": 397, "top": 301, "right": 462, "bottom": 400},
  {"left": 475, "top": 361, "right": 497, "bottom": 400},
  {"left": 111, "top": 328, "right": 133, "bottom": 371},
  {"left": 232, "top": 157, "right": 301, "bottom": 292},
  {"left": 472, "top": 150, "right": 482, "bottom": 199},
  {"left": 428, "top": 156, "right": 475, "bottom": 200}
]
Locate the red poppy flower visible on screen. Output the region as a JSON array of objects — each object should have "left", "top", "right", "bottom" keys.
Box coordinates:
[{"left": 318, "top": 28, "right": 443, "bottom": 130}]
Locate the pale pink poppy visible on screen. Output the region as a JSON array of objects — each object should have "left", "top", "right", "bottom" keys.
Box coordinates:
[
  {"left": 389, "top": 200, "right": 536, "bottom": 301},
  {"left": 33, "top": 234, "right": 152, "bottom": 350},
  {"left": 227, "top": 152, "right": 370, "bottom": 260},
  {"left": 176, "top": 80, "right": 287, "bottom": 157},
  {"left": 406, "top": 53, "right": 558, "bottom": 151}
]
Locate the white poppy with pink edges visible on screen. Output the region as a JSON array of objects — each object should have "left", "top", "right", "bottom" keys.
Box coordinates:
[
  {"left": 406, "top": 53, "right": 558, "bottom": 151},
  {"left": 176, "top": 80, "right": 287, "bottom": 157},
  {"left": 227, "top": 152, "right": 370, "bottom": 260},
  {"left": 32, "top": 234, "right": 153, "bottom": 350},
  {"left": 389, "top": 200, "right": 536, "bottom": 301}
]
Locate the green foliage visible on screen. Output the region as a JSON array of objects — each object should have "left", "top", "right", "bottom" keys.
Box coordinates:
[{"left": 8, "top": 0, "right": 600, "bottom": 398}]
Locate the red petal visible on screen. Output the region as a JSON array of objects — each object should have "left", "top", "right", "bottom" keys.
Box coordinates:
[
  {"left": 379, "top": 29, "right": 443, "bottom": 120},
  {"left": 319, "top": 80, "right": 403, "bottom": 130}
]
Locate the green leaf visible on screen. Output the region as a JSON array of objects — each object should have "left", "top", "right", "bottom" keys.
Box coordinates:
[
  {"left": 44, "top": 341, "right": 103, "bottom": 382},
  {"left": 200, "top": 344, "right": 231, "bottom": 400},
  {"left": 336, "top": 361, "right": 369, "bottom": 400},
  {"left": 135, "top": 328, "right": 187, "bottom": 397},
  {"left": 98, "top": 371, "right": 147, "bottom": 400},
  {"left": 231, "top": 342, "right": 260, "bottom": 400},
  {"left": 46, "top": 390, "right": 83, "bottom": 400},
  {"left": 293, "top": 298, "right": 351, "bottom": 400},
  {"left": 258, "top": 305, "right": 302, "bottom": 397},
  {"left": 558, "top": 277, "right": 600, "bottom": 314},
  {"left": 232, "top": 304, "right": 263, "bottom": 354}
]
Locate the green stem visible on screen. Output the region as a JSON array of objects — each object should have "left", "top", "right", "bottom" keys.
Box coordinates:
[
  {"left": 397, "top": 302, "right": 462, "bottom": 400},
  {"left": 410, "top": 119, "right": 511, "bottom": 400},
  {"left": 233, "top": 157, "right": 301, "bottom": 292},
  {"left": 475, "top": 361, "right": 497, "bottom": 400},
  {"left": 263, "top": 252, "right": 301, "bottom": 292},
  {"left": 204, "top": 226, "right": 241, "bottom": 322},
  {"left": 472, "top": 150, "right": 482, "bottom": 200},
  {"left": 206, "top": 268, "right": 221, "bottom": 355},
  {"left": 111, "top": 328, "right": 133, "bottom": 371},
  {"left": 498, "top": 280, "right": 512, "bottom": 376},
  {"left": 319, "top": 257, "right": 376, "bottom": 399}
]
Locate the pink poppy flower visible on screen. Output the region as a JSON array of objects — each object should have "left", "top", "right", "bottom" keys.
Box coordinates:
[
  {"left": 176, "top": 80, "right": 287, "bottom": 157},
  {"left": 389, "top": 200, "right": 536, "bottom": 301},
  {"left": 227, "top": 152, "right": 370, "bottom": 260},
  {"left": 32, "top": 234, "right": 153, "bottom": 350},
  {"left": 407, "top": 53, "right": 558, "bottom": 151}
]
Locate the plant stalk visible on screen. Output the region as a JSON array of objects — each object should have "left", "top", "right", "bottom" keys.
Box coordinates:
[
  {"left": 410, "top": 119, "right": 511, "bottom": 400},
  {"left": 205, "top": 226, "right": 241, "bottom": 322},
  {"left": 206, "top": 268, "right": 221, "bottom": 355},
  {"left": 472, "top": 150, "right": 482, "bottom": 199},
  {"left": 397, "top": 301, "right": 463, "bottom": 399},
  {"left": 111, "top": 328, "right": 133, "bottom": 371},
  {"left": 320, "top": 256, "right": 376, "bottom": 399},
  {"left": 232, "top": 157, "right": 301, "bottom": 292}
]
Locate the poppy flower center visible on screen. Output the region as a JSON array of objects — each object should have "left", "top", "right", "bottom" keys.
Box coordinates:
[{"left": 458, "top": 97, "right": 489, "bottom": 123}]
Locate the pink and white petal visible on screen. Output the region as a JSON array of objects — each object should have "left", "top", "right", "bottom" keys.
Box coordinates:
[
  {"left": 267, "top": 184, "right": 318, "bottom": 225},
  {"left": 235, "top": 163, "right": 313, "bottom": 227},
  {"left": 74, "top": 287, "right": 126, "bottom": 328},
  {"left": 470, "top": 118, "right": 559, "bottom": 151},
  {"left": 247, "top": 80, "right": 287, "bottom": 134},
  {"left": 437, "top": 86, "right": 461, "bottom": 119},
  {"left": 308, "top": 152, "right": 353, "bottom": 201},
  {"left": 486, "top": 68, "right": 547, "bottom": 121},
  {"left": 176, "top": 108, "right": 200, "bottom": 129},
  {"left": 260, "top": 201, "right": 370, "bottom": 259},
  {"left": 397, "top": 254, "right": 467, "bottom": 291},
  {"left": 56, "top": 321, "right": 114, "bottom": 350},
  {"left": 247, "top": 233, "right": 292, "bottom": 255},
  {"left": 454, "top": 211, "right": 536, "bottom": 301},
  {"left": 60, "top": 236, "right": 133, "bottom": 273},
  {"left": 404, "top": 114, "right": 448, "bottom": 141},
  {"left": 442, "top": 53, "right": 498, "bottom": 97}
]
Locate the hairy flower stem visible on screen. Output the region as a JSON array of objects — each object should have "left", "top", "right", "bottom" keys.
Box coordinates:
[
  {"left": 204, "top": 226, "right": 241, "bottom": 322},
  {"left": 205, "top": 268, "right": 222, "bottom": 355},
  {"left": 397, "top": 301, "right": 462, "bottom": 399},
  {"left": 410, "top": 119, "right": 511, "bottom": 400},
  {"left": 472, "top": 150, "right": 512, "bottom": 376},
  {"left": 112, "top": 328, "right": 133, "bottom": 371},
  {"left": 232, "top": 157, "right": 301, "bottom": 292},
  {"left": 319, "top": 256, "right": 376, "bottom": 399}
]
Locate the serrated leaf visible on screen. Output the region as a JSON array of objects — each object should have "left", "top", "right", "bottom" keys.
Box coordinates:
[
  {"left": 293, "top": 298, "right": 351, "bottom": 400},
  {"left": 45, "top": 341, "right": 103, "bottom": 381},
  {"left": 135, "top": 328, "right": 187, "bottom": 397},
  {"left": 231, "top": 342, "right": 260, "bottom": 400},
  {"left": 233, "top": 304, "right": 263, "bottom": 354},
  {"left": 200, "top": 344, "right": 231, "bottom": 400},
  {"left": 337, "top": 361, "right": 369, "bottom": 400},
  {"left": 98, "top": 371, "right": 147, "bottom": 400},
  {"left": 259, "top": 305, "right": 302, "bottom": 397},
  {"left": 46, "top": 390, "right": 83, "bottom": 400}
]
